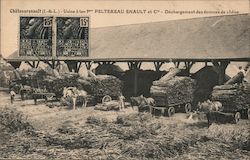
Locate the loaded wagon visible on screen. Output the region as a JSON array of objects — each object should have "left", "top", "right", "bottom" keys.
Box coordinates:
[
  {"left": 150, "top": 76, "right": 196, "bottom": 117},
  {"left": 32, "top": 88, "right": 56, "bottom": 105},
  {"left": 211, "top": 83, "right": 250, "bottom": 121},
  {"left": 151, "top": 95, "right": 192, "bottom": 117},
  {"left": 78, "top": 74, "right": 123, "bottom": 105}
]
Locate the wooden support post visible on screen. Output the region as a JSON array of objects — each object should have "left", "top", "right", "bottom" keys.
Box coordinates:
[
  {"left": 44, "top": 60, "right": 57, "bottom": 69},
  {"left": 127, "top": 61, "right": 142, "bottom": 96},
  {"left": 76, "top": 62, "right": 82, "bottom": 72},
  {"left": 65, "top": 61, "right": 78, "bottom": 72},
  {"left": 184, "top": 61, "right": 195, "bottom": 74},
  {"left": 35, "top": 61, "right": 40, "bottom": 68},
  {"left": 219, "top": 61, "right": 229, "bottom": 85},
  {"left": 55, "top": 61, "right": 59, "bottom": 68},
  {"left": 106, "top": 62, "right": 113, "bottom": 65},
  {"left": 173, "top": 62, "right": 180, "bottom": 68},
  {"left": 127, "top": 62, "right": 132, "bottom": 69},
  {"left": 184, "top": 62, "right": 188, "bottom": 68},
  {"left": 25, "top": 61, "right": 35, "bottom": 68},
  {"left": 51, "top": 60, "right": 56, "bottom": 69},
  {"left": 32, "top": 61, "right": 36, "bottom": 68},
  {"left": 212, "top": 60, "right": 230, "bottom": 85},
  {"left": 127, "top": 61, "right": 142, "bottom": 70},
  {"left": 9, "top": 62, "right": 22, "bottom": 69},
  {"left": 154, "top": 62, "right": 164, "bottom": 71},
  {"left": 138, "top": 62, "right": 142, "bottom": 69},
  {"left": 176, "top": 62, "right": 180, "bottom": 68},
  {"left": 48, "top": 61, "right": 53, "bottom": 69},
  {"left": 134, "top": 68, "right": 138, "bottom": 96},
  {"left": 85, "top": 61, "right": 93, "bottom": 70}
]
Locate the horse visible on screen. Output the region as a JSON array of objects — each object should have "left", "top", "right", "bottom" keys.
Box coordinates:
[
  {"left": 130, "top": 95, "right": 155, "bottom": 112},
  {"left": 196, "top": 100, "right": 224, "bottom": 127},
  {"left": 63, "top": 87, "right": 88, "bottom": 110},
  {"left": 198, "top": 100, "right": 223, "bottom": 113}
]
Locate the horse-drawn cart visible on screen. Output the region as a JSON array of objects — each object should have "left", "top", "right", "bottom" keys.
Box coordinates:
[
  {"left": 211, "top": 83, "right": 250, "bottom": 120},
  {"left": 33, "top": 92, "right": 56, "bottom": 105},
  {"left": 32, "top": 87, "right": 56, "bottom": 105},
  {"left": 150, "top": 76, "right": 195, "bottom": 117},
  {"left": 151, "top": 95, "right": 192, "bottom": 117}
]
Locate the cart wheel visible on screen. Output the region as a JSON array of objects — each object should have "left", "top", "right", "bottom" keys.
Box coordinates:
[
  {"left": 139, "top": 105, "right": 152, "bottom": 113},
  {"left": 185, "top": 103, "right": 192, "bottom": 113},
  {"left": 151, "top": 100, "right": 156, "bottom": 107},
  {"left": 47, "top": 95, "right": 54, "bottom": 100},
  {"left": 235, "top": 112, "right": 241, "bottom": 124},
  {"left": 102, "top": 95, "right": 112, "bottom": 104},
  {"left": 168, "top": 107, "right": 175, "bottom": 117},
  {"left": 247, "top": 109, "right": 250, "bottom": 120}
]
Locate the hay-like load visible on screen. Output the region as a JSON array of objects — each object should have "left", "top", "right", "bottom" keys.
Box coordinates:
[
  {"left": 42, "top": 73, "right": 80, "bottom": 98},
  {"left": 12, "top": 68, "right": 123, "bottom": 105},
  {"left": 150, "top": 76, "right": 196, "bottom": 107},
  {"left": 149, "top": 68, "right": 196, "bottom": 116},
  {"left": 87, "top": 75, "right": 123, "bottom": 98},
  {"left": 211, "top": 83, "right": 250, "bottom": 112},
  {"left": 42, "top": 73, "right": 123, "bottom": 104}
]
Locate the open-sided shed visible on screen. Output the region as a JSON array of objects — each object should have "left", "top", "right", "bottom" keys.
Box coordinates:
[{"left": 5, "top": 14, "right": 250, "bottom": 95}]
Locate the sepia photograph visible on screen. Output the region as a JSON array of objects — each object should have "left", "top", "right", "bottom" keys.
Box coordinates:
[{"left": 0, "top": 0, "right": 249, "bottom": 159}]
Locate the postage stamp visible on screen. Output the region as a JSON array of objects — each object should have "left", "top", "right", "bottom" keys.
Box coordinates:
[
  {"left": 19, "top": 17, "right": 53, "bottom": 56},
  {"left": 56, "top": 17, "right": 89, "bottom": 57}
]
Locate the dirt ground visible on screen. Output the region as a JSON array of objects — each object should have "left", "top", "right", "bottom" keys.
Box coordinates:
[
  {"left": 0, "top": 91, "right": 138, "bottom": 132},
  {"left": 0, "top": 90, "right": 250, "bottom": 159},
  {"left": 0, "top": 91, "right": 202, "bottom": 132}
]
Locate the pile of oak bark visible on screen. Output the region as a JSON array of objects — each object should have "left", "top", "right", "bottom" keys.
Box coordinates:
[
  {"left": 88, "top": 75, "right": 123, "bottom": 98},
  {"left": 150, "top": 68, "right": 196, "bottom": 106},
  {"left": 211, "top": 83, "right": 250, "bottom": 111},
  {"left": 211, "top": 72, "right": 250, "bottom": 112}
]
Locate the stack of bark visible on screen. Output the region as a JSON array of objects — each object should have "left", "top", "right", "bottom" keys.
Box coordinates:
[
  {"left": 87, "top": 75, "right": 123, "bottom": 98},
  {"left": 42, "top": 73, "right": 80, "bottom": 97},
  {"left": 19, "top": 69, "right": 123, "bottom": 103},
  {"left": 43, "top": 74, "right": 123, "bottom": 102},
  {"left": 211, "top": 83, "right": 250, "bottom": 111},
  {"left": 94, "top": 101, "right": 120, "bottom": 111},
  {"left": 150, "top": 69, "right": 196, "bottom": 106}
]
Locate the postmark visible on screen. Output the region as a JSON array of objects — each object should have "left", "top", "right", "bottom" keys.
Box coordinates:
[
  {"left": 56, "top": 17, "right": 89, "bottom": 57},
  {"left": 19, "top": 17, "right": 53, "bottom": 57}
]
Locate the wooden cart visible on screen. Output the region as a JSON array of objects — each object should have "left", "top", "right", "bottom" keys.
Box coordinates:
[
  {"left": 150, "top": 95, "right": 192, "bottom": 117},
  {"left": 33, "top": 92, "right": 56, "bottom": 105}
]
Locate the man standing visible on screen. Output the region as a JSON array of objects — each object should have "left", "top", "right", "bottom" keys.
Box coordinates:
[{"left": 10, "top": 90, "right": 16, "bottom": 104}]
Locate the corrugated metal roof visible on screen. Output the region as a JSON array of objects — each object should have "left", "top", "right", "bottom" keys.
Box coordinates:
[{"left": 6, "top": 14, "right": 250, "bottom": 61}]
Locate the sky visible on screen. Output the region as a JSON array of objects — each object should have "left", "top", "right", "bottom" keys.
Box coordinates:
[{"left": 1, "top": 0, "right": 249, "bottom": 58}]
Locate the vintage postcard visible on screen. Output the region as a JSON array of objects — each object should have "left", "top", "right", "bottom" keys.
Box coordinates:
[{"left": 0, "top": 0, "right": 249, "bottom": 159}]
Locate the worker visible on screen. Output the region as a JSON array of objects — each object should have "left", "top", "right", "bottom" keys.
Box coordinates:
[
  {"left": 168, "top": 59, "right": 176, "bottom": 71},
  {"left": 243, "top": 66, "right": 249, "bottom": 82},
  {"left": 10, "top": 90, "right": 16, "bottom": 104},
  {"left": 20, "top": 84, "right": 25, "bottom": 101},
  {"left": 239, "top": 66, "right": 249, "bottom": 82}
]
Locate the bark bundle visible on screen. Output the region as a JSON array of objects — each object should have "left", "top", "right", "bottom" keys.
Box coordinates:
[
  {"left": 150, "top": 76, "right": 196, "bottom": 106},
  {"left": 211, "top": 83, "right": 250, "bottom": 111}
]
